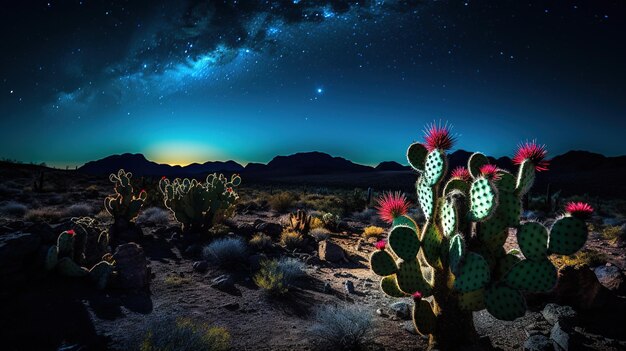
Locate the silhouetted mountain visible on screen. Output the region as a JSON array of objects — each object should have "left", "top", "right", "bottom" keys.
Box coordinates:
[
  {"left": 375, "top": 161, "right": 410, "bottom": 171},
  {"left": 78, "top": 153, "right": 243, "bottom": 176},
  {"left": 244, "top": 152, "right": 373, "bottom": 177}
]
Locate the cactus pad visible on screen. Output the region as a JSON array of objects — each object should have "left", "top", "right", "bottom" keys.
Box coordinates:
[
  {"left": 440, "top": 199, "right": 457, "bottom": 237},
  {"left": 517, "top": 222, "right": 548, "bottom": 260},
  {"left": 417, "top": 177, "right": 435, "bottom": 219},
  {"left": 424, "top": 150, "right": 446, "bottom": 186},
  {"left": 407, "top": 142, "right": 428, "bottom": 171},
  {"left": 485, "top": 285, "right": 527, "bottom": 321},
  {"left": 45, "top": 246, "right": 58, "bottom": 271},
  {"left": 495, "top": 252, "right": 522, "bottom": 280},
  {"left": 388, "top": 225, "right": 421, "bottom": 260},
  {"left": 504, "top": 259, "right": 557, "bottom": 292},
  {"left": 515, "top": 159, "right": 535, "bottom": 196},
  {"left": 495, "top": 171, "right": 516, "bottom": 192},
  {"left": 413, "top": 299, "right": 437, "bottom": 335},
  {"left": 497, "top": 191, "right": 521, "bottom": 227},
  {"left": 443, "top": 178, "right": 469, "bottom": 196},
  {"left": 56, "top": 257, "right": 89, "bottom": 277},
  {"left": 478, "top": 215, "right": 509, "bottom": 254},
  {"left": 470, "top": 177, "right": 497, "bottom": 221},
  {"left": 392, "top": 215, "right": 419, "bottom": 232},
  {"left": 449, "top": 234, "right": 465, "bottom": 275},
  {"left": 453, "top": 252, "right": 490, "bottom": 292},
  {"left": 397, "top": 259, "right": 432, "bottom": 296},
  {"left": 381, "top": 275, "right": 407, "bottom": 297},
  {"left": 421, "top": 222, "right": 443, "bottom": 269},
  {"left": 89, "top": 261, "right": 113, "bottom": 290},
  {"left": 468, "top": 152, "right": 489, "bottom": 178},
  {"left": 458, "top": 288, "right": 486, "bottom": 311},
  {"left": 370, "top": 250, "right": 397, "bottom": 276},
  {"left": 548, "top": 216, "right": 588, "bottom": 255}
]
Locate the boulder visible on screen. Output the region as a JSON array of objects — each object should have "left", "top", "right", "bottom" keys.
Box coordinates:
[
  {"left": 318, "top": 240, "right": 345, "bottom": 262},
  {"left": 211, "top": 274, "right": 235, "bottom": 291},
  {"left": 594, "top": 265, "right": 626, "bottom": 295},
  {"left": 111, "top": 243, "right": 149, "bottom": 289},
  {"left": 551, "top": 265, "right": 605, "bottom": 310},
  {"left": 389, "top": 301, "right": 411, "bottom": 320},
  {"left": 550, "top": 322, "right": 573, "bottom": 351},
  {"left": 524, "top": 335, "right": 552, "bottom": 351},
  {"left": 541, "top": 304, "right": 577, "bottom": 327},
  {"left": 254, "top": 222, "right": 282, "bottom": 237}
]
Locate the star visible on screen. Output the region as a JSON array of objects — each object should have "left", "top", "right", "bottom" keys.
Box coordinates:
[{"left": 316, "top": 87, "right": 323, "bottom": 94}]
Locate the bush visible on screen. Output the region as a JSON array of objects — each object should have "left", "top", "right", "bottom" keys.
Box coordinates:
[
  {"left": 203, "top": 237, "right": 247, "bottom": 268},
  {"left": 24, "top": 207, "right": 66, "bottom": 222},
  {"left": 321, "top": 212, "right": 340, "bottom": 230},
  {"left": 280, "top": 230, "right": 305, "bottom": 250},
  {"left": 254, "top": 259, "right": 288, "bottom": 295},
  {"left": 363, "top": 226, "right": 385, "bottom": 239},
  {"left": 137, "top": 207, "right": 170, "bottom": 225},
  {"left": 351, "top": 208, "right": 379, "bottom": 224},
  {"left": 310, "top": 227, "right": 331, "bottom": 242},
  {"left": 601, "top": 225, "right": 625, "bottom": 244},
  {"left": 310, "top": 304, "right": 372, "bottom": 350},
  {"left": 66, "top": 203, "right": 93, "bottom": 217},
  {"left": 249, "top": 233, "right": 273, "bottom": 251},
  {"left": 310, "top": 216, "right": 324, "bottom": 229},
  {"left": 0, "top": 201, "right": 27, "bottom": 217},
  {"left": 550, "top": 249, "right": 608, "bottom": 269},
  {"left": 268, "top": 192, "right": 297, "bottom": 212},
  {"left": 140, "top": 317, "right": 230, "bottom": 351},
  {"left": 277, "top": 257, "right": 307, "bottom": 284}
]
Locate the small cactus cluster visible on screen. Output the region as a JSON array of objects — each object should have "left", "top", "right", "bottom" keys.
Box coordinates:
[
  {"left": 45, "top": 217, "right": 114, "bottom": 289},
  {"left": 104, "top": 169, "right": 147, "bottom": 222},
  {"left": 288, "top": 209, "right": 312, "bottom": 235},
  {"left": 369, "top": 123, "right": 593, "bottom": 346},
  {"left": 159, "top": 173, "right": 241, "bottom": 233}
]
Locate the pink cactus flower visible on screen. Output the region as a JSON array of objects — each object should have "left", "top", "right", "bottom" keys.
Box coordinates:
[
  {"left": 450, "top": 166, "right": 472, "bottom": 181},
  {"left": 412, "top": 291, "right": 423, "bottom": 300},
  {"left": 423, "top": 122, "right": 456, "bottom": 152},
  {"left": 66, "top": 229, "right": 76, "bottom": 236},
  {"left": 479, "top": 164, "right": 501, "bottom": 181},
  {"left": 375, "top": 240, "right": 387, "bottom": 251},
  {"left": 513, "top": 141, "right": 549, "bottom": 172},
  {"left": 565, "top": 202, "right": 594, "bottom": 219},
  {"left": 376, "top": 191, "right": 410, "bottom": 224}
]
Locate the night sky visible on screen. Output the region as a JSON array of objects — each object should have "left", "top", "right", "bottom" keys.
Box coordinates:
[{"left": 1, "top": 1, "right": 625, "bottom": 167}]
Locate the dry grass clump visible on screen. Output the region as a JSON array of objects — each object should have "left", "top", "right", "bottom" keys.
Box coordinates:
[
  {"left": 280, "top": 229, "right": 305, "bottom": 250},
  {"left": 268, "top": 192, "right": 298, "bottom": 212},
  {"left": 140, "top": 317, "right": 230, "bottom": 351},
  {"left": 550, "top": 249, "right": 608, "bottom": 269},
  {"left": 362, "top": 226, "right": 385, "bottom": 239},
  {"left": 164, "top": 274, "right": 191, "bottom": 286},
  {"left": 249, "top": 233, "right": 273, "bottom": 251},
  {"left": 254, "top": 257, "right": 307, "bottom": 296},
  {"left": 310, "top": 304, "right": 372, "bottom": 350},
  {"left": 203, "top": 237, "right": 248, "bottom": 268},
  {"left": 24, "top": 206, "right": 66, "bottom": 222},
  {"left": 310, "top": 227, "right": 331, "bottom": 242},
  {"left": 601, "top": 225, "right": 625, "bottom": 244}
]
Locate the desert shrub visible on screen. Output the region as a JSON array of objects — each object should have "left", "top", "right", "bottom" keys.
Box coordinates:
[
  {"left": 85, "top": 184, "right": 100, "bottom": 198},
  {"left": 280, "top": 230, "right": 305, "bottom": 250},
  {"left": 310, "top": 216, "right": 324, "bottom": 229},
  {"left": 310, "top": 227, "right": 331, "bottom": 242},
  {"left": 341, "top": 188, "right": 368, "bottom": 214},
  {"left": 302, "top": 194, "right": 344, "bottom": 216},
  {"left": 321, "top": 212, "right": 340, "bottom": 230},
  {"left": 363, "top": 226, "right": 385, "bottom": 239},
  {"left": 254, "top": 259, "right": 288, "bottom": 295},
  {"left": 550, "top": 249, "right": 608, "bottom": 269},
  {"left": 310, "top": 304, "right": 372, "bottom": 350},
  {"left": 207, "top": 223, "right": 231, "bottom": 238},
  {"left": 249, "top": 233, "right": 273, "bottom": 251},
  {"left": 137, "top": 207, "right": 170, "bottom": 225},
  {"left": 66, "top": 203, "right": 93, "bottom": 217},
  {"left": 277, "top": 257, "right": 307, "bottom": 283},
  {"left": 0, "top": 201, "right": 27, "bottom": 217},
  {"left": 351, "top": 208, "right": 379, "bottom": 224},
  {"left": 24, "top": 207, "right": 66, "bottom": 222},
  {"left": 601, "top": 225, "right": 625, "bottom": 244},
  {"left": 164, "top": 274, "right": 191, "bottom": 286},
  {"left": 140, "top": 317, "right": 230, "bottom": 351},
  {"left": 268, "top": 192, "right": 297, "bottom": 212},
  {"left": 203, "top": 237, "right": 247, "bottom": 268}
]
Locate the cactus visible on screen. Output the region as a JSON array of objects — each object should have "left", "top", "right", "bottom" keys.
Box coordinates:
[
  {"left": 104, "top": 169, "right": 147, "bottom": 222},
  {"left": 287, "top": 209, "right": 312, "bottom": 235},
  {"left": 369, "top": 123, "right": 593, "bottom": 350},
  {"left": 45, "top": 217, "right": 113, "bottom": 289},
  {"left": 159, "top": 173, "right": 241, "bottom": 234}
]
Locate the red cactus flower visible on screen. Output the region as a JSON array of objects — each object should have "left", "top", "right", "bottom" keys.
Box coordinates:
[
  {"left": 512, "top": 141, "right": 549, "bottom": 172},
  {"left": 479, "top": 164, "right": 501, "bottom": 181},
  {"left": 412, "top": 291, "right": 423, "bottom": 300},
  {"left": 66, "top": 229, "right": 76, "bottom": 236},
  {"left": 226, "top": 187, "right": 233, "bottom": 193},
  {"left": 450, "top": 166, "right": 472, "bottom": 181},
  {"left": 161, "top": 176, "right": 166, "bottom": 180},
  {"left": 375, "top": 239, "right": 387, "bottom": 251},
  {"left": 376, "top": 191, "right": 410, "bottom": 224},
  {"left": 423, "top": 121, "right": 456, "bottom": 152},
  {"left": 565, "top": 202, "right": 594, "bottom": 219}
]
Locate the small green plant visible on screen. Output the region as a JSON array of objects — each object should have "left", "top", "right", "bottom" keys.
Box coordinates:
[
  {"left": 280, "top": 229, "right": 305, "bottom": 250},
  {"left": 140, "top": 317, "right": 230, "bottom": 351},
  {"left": 164, "top": 274, "right": 191, "bottom": 286},
  {"left": 601, "top": 225, "right": 624, "bottom": 244},
  {"left": 254, "top": 259, "right": 288, "bottom": 295},
  {"left": 321, "top": 212, "right": 340, "bottom": 230},
  {"left": 268, "top": 191, "right": 297, "bottom": 212},
  {"left": 249, "top": 233, "right": 273, "bottom": 251}
]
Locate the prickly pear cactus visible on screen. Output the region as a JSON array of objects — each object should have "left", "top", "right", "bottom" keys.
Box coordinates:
[
  {"left": 104, "top": 169, "right": 147, "bottom": 222},
  {"left": 369, "top": 124, "right": 593, "bottom": 349},
  {"left": 159, "top": 173, "right": 241, "bottom": 233}
]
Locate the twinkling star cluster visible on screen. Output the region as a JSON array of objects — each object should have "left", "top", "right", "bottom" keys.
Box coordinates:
[{"left": 1, "top": 1, "right": 625, "bottom": 166}]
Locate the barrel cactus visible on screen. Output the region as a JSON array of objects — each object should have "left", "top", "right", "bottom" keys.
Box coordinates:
[
  {"left": 369, "top": 123, "right": 593, "bottom": 350},
  {"left": 159, "top": 173, "right": 241, "bottom": 234}
]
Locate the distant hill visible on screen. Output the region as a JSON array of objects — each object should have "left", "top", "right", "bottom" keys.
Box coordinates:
[
  {"left": 375, "top": 161, "right": 410, "bottom": 171},
  {"left": 244, "top": 151, "right": 373, "bottom": 176}
]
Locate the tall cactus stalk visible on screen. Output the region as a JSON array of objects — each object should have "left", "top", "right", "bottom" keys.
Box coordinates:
[{"left": 369, "top": 123, "right": 593, "bottom": 350}]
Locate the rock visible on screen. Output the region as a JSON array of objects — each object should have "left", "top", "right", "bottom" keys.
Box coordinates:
[
  {"left": 552, "top": 265, "right": 605, "bottom": 310},
  {"left": 193, "top": 260, "right": 208, "bottom": 273},
  {"left": 550, "top": 322, "right": 572, "bottom": 351},
  {"left": 318, "top": 240, "right": 345, "bottom": 262},
  {"left": 389, "top": 301, "right": 411, "bottom": 320},
  {"left": 344, "top": 280, "right": 355, "bottom": 294},
  {"left": 254, "top": 222, "right": 282, "bottom": 237},
  {"left": 524, "top": 335, "right": 552, "bottom": 351},
  {"left": 594, "top": 265, "right": 626, "bottom": 295},
  {"left": 221, "top": 302, "right": 240, "bottom": 311},
  {"left": 234, "top": 222, "right": 255, "bottom": 236},
  {"left": 111, "top": 243, "right": 150, "bottom": 289},
  {"left": 323, "top": 282, "right": 332, "bottom": 293},
  {"left": 0, "top": 232, "right": 41, "bottom": 275},
  {"left": 211, "top": 274, "right": 234, "bottom": 291},
  {"left": 541, "top": 304, "right": 577, "bottom": 327},
  {"left": 403, "top": 321, "right": 418, "bottom": 335}
]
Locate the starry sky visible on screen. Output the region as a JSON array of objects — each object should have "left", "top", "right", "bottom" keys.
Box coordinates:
[{"left": 1, "top": 1, "right": 625, "bottom": 167}]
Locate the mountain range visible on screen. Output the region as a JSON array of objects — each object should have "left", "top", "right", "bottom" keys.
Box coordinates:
[{"left": 77, "top": 150, "right": 626, "bottom": 197}]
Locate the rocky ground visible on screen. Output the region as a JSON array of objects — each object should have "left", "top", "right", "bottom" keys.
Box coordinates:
[{"left": 1, "top": 165, "right": 625, "bottom": 350}]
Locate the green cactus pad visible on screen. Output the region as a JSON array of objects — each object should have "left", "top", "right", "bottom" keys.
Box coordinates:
[
  {"left": 504, "top": 259, "right": 557, "bottom": 292},
  {"left": 548, "top": 216, "right": 588, "bottom": 255},
  {"left": 478, "top": 216, "right": 509, "bottom": 254},
  {"left": 397, "top": 259, "right": 433, "bottom": 296},
  {"left": 423, "top": 150, "right": 446, "bottom": 186},
  {"left": 392, "top": 215, "right": 419, "bottom": 232},
  {"left": 56, "top": 257, "right": 89, "bottom": 277},
  {"left": 421, "top": 222, "right": 443, "bottom": 269},
  {"left": 449, "top": 234, "right": 465, "bottom": 275},
  {"left": 388, "top": 225, "right": 421, "bottom": 260},
  {"left": 417, "top": 177, "right": 435, "bottom": 220},
  {"left": 89, "top": 261, "right": 113, "bottom": 290},
  {"left": 443, "top": 178, "right": 470, "bottom": 197},
  {"left": 495, "top": 252, "right": 522, "bottom": 280},
  {"left": 453, "top": 252, "right": 490, "bottom": 292},
  {"left": 485, "top": 285, "right": 527, "bottom": 321},
  {"left": 495, "top": 171, "right": 516, "bottom": 192},
  {"left": 468, "top": 152, "right": 489, "bottom": 178},
  {"left": 380, "top": 275, "right": 407, "bottom": 297},
  {"left": 412, "top": 299, "right": 437, "bottom": 335},
  {"left": 470, "top": 177, "right": 497, "bottom": 221},
  {"left": 57, "top": 231, "right": 75, "bottom": 257},
  {"left": 458, "top": 288, "right": 486, "bottom": 311},
  {"left": 515, "top": 159, "right": 535, "bottom": 196},
  {"left": 370, "top": 250, "right": 397, "bottom": 276},
  {"left": 517, "top": 222, "right": 549, "bottom": 260},
  {"left": 497, "top": 191, "right": 521, "bottom": 227},
  {"left": 44, "top": 246, "right": 58, "bottom": 271},
  {"left": 407, "top": 142, "right": 429, "bottom": 171},
  {"left": 440, "top": 199, "right": 457, "bottom": 237}
]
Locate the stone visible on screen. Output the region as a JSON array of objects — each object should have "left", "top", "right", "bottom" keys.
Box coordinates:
[
  {"left": 192, "top": 260, "right": 208, "bottom": 273},
  {"left": 318, "top": 240, "right": 345, "bottom": 262},
  {"left": 550, "top": 322, "right": 572, "bottom": 351},
  {"left": 234, "top": 222, "right": 255, "bottom": 236},
  {"left": 323, "top": 282, "right": 332, "bottom": 293},
  {"left": 344, "top": 280, "right": 355, "bottom": 294},
  {"left": 221, "top": 302, "right": 240, "bottom": 311},
  {"left": 254, "top": 222, "right": 282, "bottom": 237},
  {"left": 552, "top": 265, "right": 605, "bottom": 310},
  {"left": 524, "top": 335, "right": 553, "bottom": 351},
  {"left": 594, "top": 265, "right": 625, "bottom": 295},
  {"left": 389, "top": 301, "right": 411, "bottom": 320},
  {"left": 542, "top": 304, "right": 577, "bottom": 327},
  {"left": 211, "top": 274, "right": 234, "bottom": 291},
  {"left": 403, "top": 321, "right": 418, "bottom": 335},
  {"left": 111, "top": 243, "right": 150, "bottom": 289}
]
